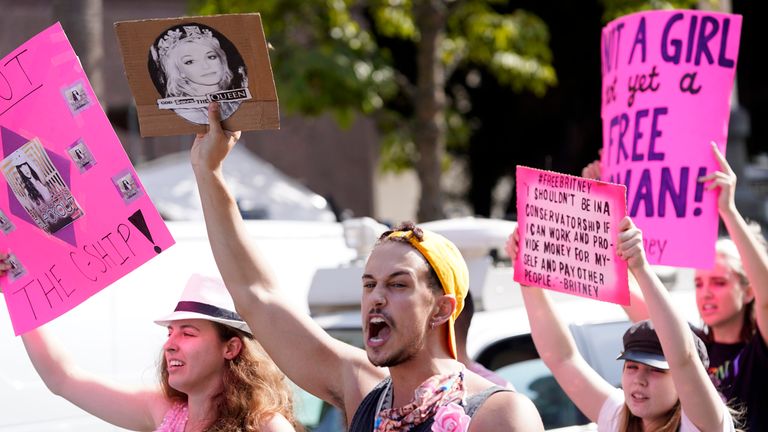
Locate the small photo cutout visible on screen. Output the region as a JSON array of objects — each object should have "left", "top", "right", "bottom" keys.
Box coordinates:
[
  {"left": 0, "top": 209, "right": 15, "bottom": 235},
  {"left": 112, "top": 170, "right": 143, "bottom": 204},
  {"left": 63, "top": 81, "right": 92, "bottom": 114},
  {"left": 66, "top": 139, "right": 97, "bottom": 173},
  {"left": 6, "top": 252, "right": 27, "bottom": 283}
]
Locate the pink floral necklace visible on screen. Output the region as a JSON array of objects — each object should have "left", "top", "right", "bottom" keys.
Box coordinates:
[{"left": 373, "top": 369, "right": 471, "bottom": 432}]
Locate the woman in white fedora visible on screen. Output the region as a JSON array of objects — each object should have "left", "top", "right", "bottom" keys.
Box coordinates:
[{"left": 4, "top": 270, "right": 299, "bottom": 432}]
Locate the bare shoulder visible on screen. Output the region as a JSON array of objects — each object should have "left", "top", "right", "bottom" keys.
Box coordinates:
[
  {"left": 469, "top": 391, "right": 544, "bottom": 432},
  {"left": 146, "top": 390, "right": 175, "bottom": 426},
  {"left": 260, "top": 413, "right": 296, "bottom": 432}
]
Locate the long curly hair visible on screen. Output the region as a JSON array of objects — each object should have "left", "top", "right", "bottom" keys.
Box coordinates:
[{"left": 158, "top": 322, "right": 302, "bottom": 431}]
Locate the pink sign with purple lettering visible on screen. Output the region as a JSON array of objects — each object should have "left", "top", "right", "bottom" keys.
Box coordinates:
[
  {"left": 600, "top": 10, "right": 741, "bottom": 267},
  {"left": 0, "top": 23, "right": 175, "bottom": 335},
  {"left": 515, "top": 166, "right": 629, "bottom": 305}
]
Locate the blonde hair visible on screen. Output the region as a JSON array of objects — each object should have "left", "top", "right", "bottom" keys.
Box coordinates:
[
  {"left": 619, "top": 400, "right": 681, "bottom": 432},
  {"left": 159, "top": 323, "right": 302, "bottom": 431},
  {"left": 160, "top": 37, "right": 234, "bottom": 97}
]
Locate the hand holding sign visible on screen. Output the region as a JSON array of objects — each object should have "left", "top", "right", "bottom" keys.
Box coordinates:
[
  {"left": 191, "top": 103, "right": 242, "bottom": 173},
  {"left": 699, "top": 142, "right": 736, "bottom": 215},
  {"left": 616, "top": 217, "right": 647, "bottom": 270},
  {"left": 581, "top": 149, "right": 603, "bottom": 180}
]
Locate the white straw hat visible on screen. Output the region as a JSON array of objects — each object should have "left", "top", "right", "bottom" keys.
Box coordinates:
[{"left": 154, "top": 274, "right": 252, "bottom": 335}]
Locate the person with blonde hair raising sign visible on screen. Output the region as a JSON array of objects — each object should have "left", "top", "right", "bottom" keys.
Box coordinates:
[
  {"left": 582, "top": 143, "right": 768, "bottom": 430},
  {"left": 507, "top": 217, "right": 736, "bottom": 432}
]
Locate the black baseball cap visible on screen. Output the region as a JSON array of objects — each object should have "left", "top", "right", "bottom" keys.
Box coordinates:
[{"left": 616, "top": 320, "right": 709, "bottom": 370}]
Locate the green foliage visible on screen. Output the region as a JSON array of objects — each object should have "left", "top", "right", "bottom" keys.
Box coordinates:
[
  {"left": 191, "top": 0, "right": 396, "bottom": 127},
  {"left": 599, "top": 0, "right": 699, "bottom": 22},
  {"left": 448, "top": 3, "right": 556, "bottom": 96},
  {"left": 189, "top": 0, "right": 556, "bottom": 172},
  {"left": 371, "top": 0, "right": 417, "bottom": 40}
]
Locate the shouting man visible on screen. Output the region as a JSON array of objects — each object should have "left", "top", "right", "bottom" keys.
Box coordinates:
[{"left": 191, "top": 102, "right": 544, "bottom": 431}]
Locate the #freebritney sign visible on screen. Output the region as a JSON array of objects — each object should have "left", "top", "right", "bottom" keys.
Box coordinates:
[
  {"left": 515, "top": 166, "right": 629, "bottom": 305},
  {"left": 0, "top": 23, "right": 174, "bottom": 335}
]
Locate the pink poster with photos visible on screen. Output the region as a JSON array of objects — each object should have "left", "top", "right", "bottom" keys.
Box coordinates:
[
  {"left": 515, "top": 166, "right": 629, "bottom": 305},
  {"left": 0, "top": 23, "right": 175, "bottom": 335}
]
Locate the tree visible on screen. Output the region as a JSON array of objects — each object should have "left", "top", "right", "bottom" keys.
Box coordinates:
[{"left": 191, "top": 0, "right": 556, "bottom": 221}]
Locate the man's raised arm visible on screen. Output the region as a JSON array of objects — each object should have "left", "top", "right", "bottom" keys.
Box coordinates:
[{"left": 190, "top": 102, "right": 384, "bottom": 411}]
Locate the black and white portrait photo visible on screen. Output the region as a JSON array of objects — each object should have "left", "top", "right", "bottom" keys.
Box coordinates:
[
  {"left": 112, "top": 170, "right": 142, "bottom": 203},
  {"left": 5, "top": 252, "right": 26, "bottom": 282},
  {"left": 67, "top": 139, "right": 96, "bottom": 172},
  {"left": 1, "top": 138, "right": 84, "bottom": 234},
  {"left": 148, "top": 23, "right": 251, "bottom": 125},
  {"left": 62, "top": 81, "right": 91, "bottom": 114},
  {"left": 0, "top": 209, "right": 15, "bottom": 235}
]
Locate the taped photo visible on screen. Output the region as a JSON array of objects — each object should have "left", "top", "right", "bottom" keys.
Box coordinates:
[
  {"left": 5, "top": 252, "right": 26, "bottom": 283},
  {"left": 112, "top": 170, "right": 142, "bottom": 204},
  {"left": 0, "top": 138, "right": 84, "bottom": 234},
  {"left": 66, "top": 139, "right": 97, "bottom": 172},
  {"left": 62, "top": 81, "right": 91, "bottom": 114},
  {"left": 0, "top": 209, "right": 15, "bottom": 234},
  {"left": 148, "top": 23, "right": 250, "bottom": 125}
]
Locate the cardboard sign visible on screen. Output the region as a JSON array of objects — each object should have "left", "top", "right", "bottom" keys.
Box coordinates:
[
  {"left": 515, "top": 166, "right": 629, "bottom": 305},
  {"left": 600, "top": 10, "right": 741, "bottom": 267},
  {"left": 0, "top": 23, "right": 175, "bottom": 335},
  {"left": 115, "top": 13, "right": 279, "bottom": 137}
]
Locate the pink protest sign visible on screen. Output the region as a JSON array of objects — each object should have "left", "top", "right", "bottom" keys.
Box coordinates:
[
  {"left": 0, "top": 23, "right": 175, "bottom": 335},
  {"left": 600, "top": 10, "right": 741, "bottom": 267},
  {"left": 515, "top": 166, "right": 629, "bottom": 305}
]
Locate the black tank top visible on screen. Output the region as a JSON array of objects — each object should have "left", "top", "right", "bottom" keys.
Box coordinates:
[{"left": 348, "top": 377, "right": 512, "bottom": 432}]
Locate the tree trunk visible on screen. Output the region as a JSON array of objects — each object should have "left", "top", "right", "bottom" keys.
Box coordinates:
[
  {"left": 413, "top": 0, "right": 447, "bottom": 222},
  {"left": 53, "top": 0, "right": 104, "bottom": 102}
]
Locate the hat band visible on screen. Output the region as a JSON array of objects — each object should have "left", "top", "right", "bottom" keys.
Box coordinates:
[{"left": 175, "top": 301, "right": 244, "bottom": 322}]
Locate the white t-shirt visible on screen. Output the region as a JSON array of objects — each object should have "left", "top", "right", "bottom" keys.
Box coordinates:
[{"left": 597, "top": 389, "right": 734, "bottom": 432}]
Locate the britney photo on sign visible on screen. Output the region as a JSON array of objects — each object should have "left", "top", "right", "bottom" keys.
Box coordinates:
[
  {"left": 116, "top": 14, "right": 279, "bottom": 137},
  {"left": 0, "top": 138, "right": 84, "bottom": 234},
  {"left": 149, "top": 23, "right": 251, "bottom": 125}
]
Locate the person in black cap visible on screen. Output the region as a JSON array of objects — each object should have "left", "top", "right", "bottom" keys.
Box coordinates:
[
  {"left": 0, "top": 271, "right": 299, "bottom": 432},
  {"left": 583, "top": 144, "right": 768, "bottom": 431},
  {"left": 507, "top": 216, "right": 736, "bottom": 432}
]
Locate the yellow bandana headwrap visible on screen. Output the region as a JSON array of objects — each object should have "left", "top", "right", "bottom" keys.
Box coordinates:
[{"left": 385, "top": 228, "right": 469, "bottom": 359}]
